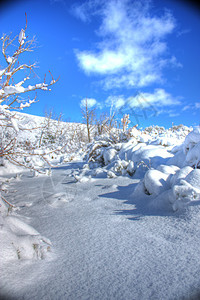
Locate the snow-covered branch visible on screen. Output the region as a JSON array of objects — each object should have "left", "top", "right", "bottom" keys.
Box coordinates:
[
  {"left": 0, "top": 16, "right": 58, "bottom": 109},
  {"left": 0, "top": 15, "right": 59, "bottom": 174}
]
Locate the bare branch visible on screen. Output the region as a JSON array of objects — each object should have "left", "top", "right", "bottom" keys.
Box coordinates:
[
  {"left": 1, "top": 194, "right": 15, "bottom": 208},
  {"left": 0, "top": 15, "right": 59, "bottom": 174}
]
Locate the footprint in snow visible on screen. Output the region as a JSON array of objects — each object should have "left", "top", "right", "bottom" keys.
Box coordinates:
[
  {"left": 41, "top": 175, "right": 77, "bottom": 206},
  {"left": 49, "top": 192, "right": 73, "bottom": 207}
]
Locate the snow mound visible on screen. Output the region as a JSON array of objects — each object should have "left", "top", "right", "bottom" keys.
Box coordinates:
[
  {"left": 82, "top": 125, "right": 200, "bottom": 212},
  {"left": 170, "top": 166, "right": 193, "bottom": 186},
  {"left": 138, "top": 165, "right": 200, "bottom": 212},
  {"left": 185, "top": 168, "right": 200, "bottom": 188},
  {"left": 185, "top": 142, "right": 200, "bottom": 168},
  {"left": 0, "top": 197, "right": 52, "bottom": 262},
  {"left": 183, "top": 127, "right": 200, "bottom": 168},
  {"left": 103, "top": 148, "right": 118, "bottom": 165},
  {"left": 144, "top": 169, "right": 169, "bottom": 196},
  {"left": 130, "top": 144, "right": 173, "bottom": 168},
  {"left": 184, "top": 126, "right": 200, "bottom": 153}
]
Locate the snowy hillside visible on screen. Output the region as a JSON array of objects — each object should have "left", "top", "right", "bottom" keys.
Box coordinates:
[
  {"left": 1, "top": 114, "right": 200, "bottom": 300},
  {"left": 0, "top": 111, "right": 87, "bottom": 176}
]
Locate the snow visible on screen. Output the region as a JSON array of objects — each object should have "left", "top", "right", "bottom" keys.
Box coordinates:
[
  {"left": 1, "top": 164, "right": 200, "bottom": 300},
  {"left": 185, "top": 168, "right": 200, "bottom": 188},
  {"left": 1, "top": 114, "right": 200, "bottom": 299},
  {"left": 0, "top": 68, "right": 7, "bottom": 77},
  {"left": 18, "top": 29, "right": 26, "bottom": 45},
  {"left": 4, "top": 85, "right": 25, "bottom": 95},
  {"left": 0, "top": 188, "right": 52, "bottom": 264},
  {"left": 7, "top": 56, "right": 14, "bottom": 64},
  {"left": 184, "top": 126, "right": 200, "bottom": 153},
  {"left": 144, "top": 169, "right": 169, "bottom": 195},
  {"left": 103, "top": 148, "right": 117, "bottom": 165},
  {"left": 10, "top": 117, "right": 20, "bottom": 132},
  {"left": 185, "top": 142, "right": 200, "bottom": 167},
  {"left": 0, "top": 82, "right": 53, "bottom": 99}
]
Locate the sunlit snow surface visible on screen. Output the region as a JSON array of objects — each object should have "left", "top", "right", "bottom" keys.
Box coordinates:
[
  {"left": 1, "top": 115, "right": 200, "bottom": 299},
  {"left": 1, "top": 162, "right": 200, "bottom": 300}
]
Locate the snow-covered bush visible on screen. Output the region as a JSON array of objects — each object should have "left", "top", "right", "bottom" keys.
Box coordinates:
[
  {"left": 133, "top": 126, "right": 200, "bottom": 212},
  {"left": 80, "top": 123, "right": 200, "bottom": 212},
  {"left": 121, "top": 114, "right": 131, "bottom": 132},
  {"left": 95, "top": 110, "right": 118, "bottom": 136},
  {"left": 111, "top": 159, "right": 135, "bottom": 176},
  {"left": 133, "top": 163, "right": 200, "bottom": 212}
]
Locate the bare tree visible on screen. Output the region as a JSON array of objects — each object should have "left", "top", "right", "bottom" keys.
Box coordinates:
[
  {"left": 81, "top": 98, "right": 96, "bottom": 143},
  {"left": 38, "top": 109, "right": 64, "bottom": 148},
  {"left": 96, "top": 102, "right": 118, "bottom": 136}
]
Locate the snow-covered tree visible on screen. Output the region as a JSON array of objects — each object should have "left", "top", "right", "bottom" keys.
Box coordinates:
[{"left": 0, "top": 14, "right": 58, "bottom": 171}]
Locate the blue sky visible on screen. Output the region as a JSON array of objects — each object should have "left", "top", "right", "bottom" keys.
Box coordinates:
[{"left": 0, "top": 0, "right": 200, "bottom": 128}]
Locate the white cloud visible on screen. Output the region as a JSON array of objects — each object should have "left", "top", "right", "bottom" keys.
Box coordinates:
[
  {"left": 76, "top": 50, "right": 127, "bottom": 74},
  {"left": 106, "top": 95, "right": 125, "bottom": 109},
  {"left": 73, "top": 0, "right": 177, "bottom": 89},
  {"left": 80, "top": 98, "right": 98, "bottom": 108},
  {"left": 127, "top": 89, "right": 180, "bottom": 108}
]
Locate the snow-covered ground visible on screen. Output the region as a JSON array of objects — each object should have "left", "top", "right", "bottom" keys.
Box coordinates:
[
  {"left": 1, "top": 163, "right": 200, "bottom": 300},
  {"left": 1, "top": 115, "right": 200, "bottom": 299}
]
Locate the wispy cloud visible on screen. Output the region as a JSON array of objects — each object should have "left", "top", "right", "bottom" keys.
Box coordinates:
[
  {"left": 182, "top": 102, "right": 200, "bottom": 111},
  {"left": 105, "top": 89, "right": 180, "bottom": 112},
  {"left": 182, "top": 105, "right": 191, "bottom": 111},
  {"left": 177, "top": 28, "right": 191, "bottom": 37},
  {"left": 80, "top": 97, "right": 98, "bottom": 108},
  {"left": 168, "top": 112, "right": 180, "bottom": 118},
  {"left": 195, "top": 102, "right": 200, "bottom": 109},
  {"left": 71, "top": 0, "right": 104, "bottom": 22},
  {"left": 72, "top": 0, "right": 177, "bottom": 89}
]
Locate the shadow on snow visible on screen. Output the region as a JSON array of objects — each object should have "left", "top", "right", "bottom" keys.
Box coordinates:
[{"left": 99, "top": 183, "right": 200, "bottom": 221}]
